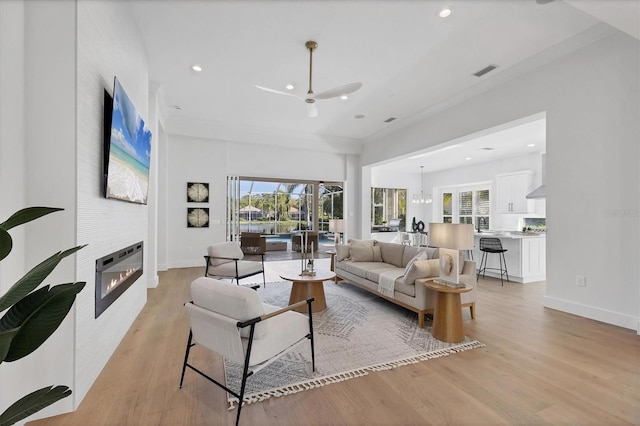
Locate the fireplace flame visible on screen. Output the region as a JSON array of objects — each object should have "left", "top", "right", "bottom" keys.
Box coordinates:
[{"left": 107, "top": 268, "right": 135, "bottom": 293}]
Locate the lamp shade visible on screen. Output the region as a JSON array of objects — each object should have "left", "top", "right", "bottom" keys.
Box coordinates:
[
  {"left": 428, "top": 223, "right": 474, "bottom": 250},
  {"left": 329, "top": 219, "right": 346, "bottom": 233}
]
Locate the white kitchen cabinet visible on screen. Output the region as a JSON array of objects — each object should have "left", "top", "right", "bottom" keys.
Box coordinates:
[
  {"left": 520, "top": 237, "right": 546, "bottom": 282},
  {"left": 495, "top": 171, "right": 534, "bottom": 214},
  {"left": 472, "top": 234, "right": 546, "bottom": 283}
]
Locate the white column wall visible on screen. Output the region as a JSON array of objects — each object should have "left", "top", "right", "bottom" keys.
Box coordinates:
[
  {"left": 0, "top": 0, "right": 28, "bottom": 417},
  {"left": 363, "top": 32, "right": 640, "bottom": 331},
  {"left": 75, "top": 0, "right": 151, "bottom": 407}
]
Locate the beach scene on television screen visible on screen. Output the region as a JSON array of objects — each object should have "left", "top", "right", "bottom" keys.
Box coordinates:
[{"left": 107, "top": 79, "right": 152, "bottom": 204}]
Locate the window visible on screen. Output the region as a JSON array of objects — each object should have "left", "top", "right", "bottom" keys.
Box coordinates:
[
  {"left": 443, "top": 192, "right": 453, "bottom": 223},
  {"left": 439, "top": 185, "right": 490, "bottom": 228},
  {"left": 459, "top": 189, "right": 489, "bottom": 229},
  {"left": 371, "top": 187, "right": 407, "bottom": 230}
]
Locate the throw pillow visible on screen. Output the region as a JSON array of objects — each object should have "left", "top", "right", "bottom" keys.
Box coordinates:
[
  {"left": 347, "top": 239, "right": 375, "bottom": 247},
  {"left": 372, "top": 245, "right": 383, "bottom": 262},
  {"left": 336, "top": 244, "right": 351, "bottom": 261},
  {"left": 402, "top": 251, "right": 429, "bottom": 276},
  {"left": 350, "top": 245, "right": 376, "bottom": 262},
  {"left": 401, "top": 259, "right": 440, "bottom": 285}
]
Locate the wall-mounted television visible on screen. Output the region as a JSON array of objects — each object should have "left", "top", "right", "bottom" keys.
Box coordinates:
[{"left": 103, "top": 77, "right": 152, "bottom": 205}]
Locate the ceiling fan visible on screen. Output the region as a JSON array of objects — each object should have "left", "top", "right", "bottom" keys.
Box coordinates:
[{"left": 256, "top": 40, "right": 362, "bottom": 118}]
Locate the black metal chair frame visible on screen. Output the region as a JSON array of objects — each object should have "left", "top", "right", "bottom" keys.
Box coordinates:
[
  {"left": 476, "top": 237, "right": 510, "bottom": 286},
  {"left": 204, "top": 254, "right": 266, "bottom": 287},
  {"left": 180, "top": 298, "right": 315, "bottom": 426}
]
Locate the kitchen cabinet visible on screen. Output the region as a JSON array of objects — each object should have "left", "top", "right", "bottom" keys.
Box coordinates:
[
  {"left": 495, "top": 171, "right": 534, "bottom": 214},
  {"left": 472, "top": 233, "right": 545, "bottom": 283}
]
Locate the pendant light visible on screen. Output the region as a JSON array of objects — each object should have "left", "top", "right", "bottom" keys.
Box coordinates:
[{"left": 412, "top": 166, "right": 433, "bottom": 204}]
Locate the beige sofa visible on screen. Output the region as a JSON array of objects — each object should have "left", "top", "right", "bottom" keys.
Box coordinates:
[{"left": 334, "top": 240, "right": 476, "bottom": 328}]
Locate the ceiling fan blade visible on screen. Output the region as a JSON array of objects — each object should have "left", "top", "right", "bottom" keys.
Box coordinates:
[
  {"left": 306, "top": 101, "right": 318, "bottom": 118},
  {"left": 255, "top": 85, "right": 303, "bottom": 101},
  {"left": 313, "top": 82, "right": 362, "bottom": 100}
]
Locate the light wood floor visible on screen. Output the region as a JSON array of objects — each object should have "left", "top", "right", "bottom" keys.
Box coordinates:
[{"left": 30, "top": 259, "right": 640, "bottom": 425}]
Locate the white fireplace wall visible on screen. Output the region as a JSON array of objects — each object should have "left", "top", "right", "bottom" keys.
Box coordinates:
[{"left": 75, "top": 0, "right": 150, "bottom": 409}]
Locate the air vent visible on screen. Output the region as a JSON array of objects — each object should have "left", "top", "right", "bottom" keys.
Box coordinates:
[
  {"left": 384, "top": 117, "right": 397, "bottom": 123},
  {"left": 473, "top": 65, "right": 497, "bottom": 77}
]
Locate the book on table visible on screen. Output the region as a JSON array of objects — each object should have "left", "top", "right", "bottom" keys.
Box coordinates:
[{"left": 434, "top": 278, "right": 466, "bottom": 289}]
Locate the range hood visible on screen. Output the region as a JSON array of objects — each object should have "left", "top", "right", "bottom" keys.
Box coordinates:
[{"left": 526, "top": 153, "right": 546, "bottom": 199}]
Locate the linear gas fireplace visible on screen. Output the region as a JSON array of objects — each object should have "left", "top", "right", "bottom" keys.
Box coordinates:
[{"left": 95, "top": 241, "right": 143, "bottom": 318}]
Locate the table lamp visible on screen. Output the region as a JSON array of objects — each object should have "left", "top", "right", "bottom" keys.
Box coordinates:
[
  {"left": 428, "top": 223, "right": 474, "bottom": 283},
  {"left": 329, "top": 219, "right": 345, "bottom": 245}
]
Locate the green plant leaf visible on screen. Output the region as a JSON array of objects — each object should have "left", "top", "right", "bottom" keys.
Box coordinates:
[
  {"left": 0, "top": 229, "right": 11, "bottom": 262},
  {"left": 0, "top": 245, "right": 85, "bottom": 313},
  {"left": 0, "top": 326, "right": 19, "bottom": 364},
  {"left": 0, "top": 282, "right": 85, "bottom": 362},
  {"left": 0, "top": 385, "right": 71, "bottom": 426},
  {"left": 0, "top": 207, "right": 63, "bottom": 232}
]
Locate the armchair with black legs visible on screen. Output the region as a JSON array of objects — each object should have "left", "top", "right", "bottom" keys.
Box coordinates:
[
  {"left": 180, "top": 277, "right": 315, "bottom": 426},
  {"left": 205, "top": 241, "right": 266, "bottom": 287}
]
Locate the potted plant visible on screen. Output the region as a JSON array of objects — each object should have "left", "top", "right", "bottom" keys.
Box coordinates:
[{"left": 0, "top": 207, "right": 85, "bottom": 425}]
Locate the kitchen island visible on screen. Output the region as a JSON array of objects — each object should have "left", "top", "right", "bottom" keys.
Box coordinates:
[{"left": 472, "top": 232, "right": 546, "bottom": 283}]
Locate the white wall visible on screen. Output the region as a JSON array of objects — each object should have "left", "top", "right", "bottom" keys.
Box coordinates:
[
  {"left": 166, "top": 135, "right": 350, "bottom": 268},
  {"left": 362, "top": 31, "right": 640, "bottom": 331},
  {"left": 75, "top": 0, "right": 151, "bottom": 407},
  {"left": 0, "top": 1, "right": 78, "bottom": 421},
  {"left": 1, "top": 1, "right": 154, "bottom": 422}
]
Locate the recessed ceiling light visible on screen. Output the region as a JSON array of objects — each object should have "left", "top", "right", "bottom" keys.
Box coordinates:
[
  {"left": 354, "top": 114, "right": 365, "bottom": 119},
  {"left": 465, "top": 157, "right": 472, "bottom": 160},
  {"left": 481, "top": 147, "right": 495, "bottom": 151},
  {"left": 191, "top": 65, "right": 202, "bottom": 72},
  {"left": 438, "top": 6, "right": 453, "bottom": 18},
  {"left": 527, "top": 143, "right": 536, "bottom": 147},
  {"left": 285, "top": 84, "right": 295, "bottom": 90},
  {"left": 340, "top": 95, "right": 348, "bottom": 100}
]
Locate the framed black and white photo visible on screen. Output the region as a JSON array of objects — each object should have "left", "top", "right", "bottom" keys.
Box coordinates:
[
  {"left": 187, "top": 207, "right": 209, "bottom": 228},
  {"left": 187, "top": 182, "right": 209, "bottom": 203}
]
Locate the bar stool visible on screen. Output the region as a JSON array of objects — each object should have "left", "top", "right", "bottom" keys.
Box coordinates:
[{"left": 477, "top": 237, "right": 509, "bottom": 286}]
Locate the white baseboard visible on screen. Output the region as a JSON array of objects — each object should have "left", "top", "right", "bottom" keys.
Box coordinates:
[
  {"left": 147, "top": 275, "right": 159, "bottom": 289},
  {"left": 544, "top": 295, "right": 638, "bottom": 332}
]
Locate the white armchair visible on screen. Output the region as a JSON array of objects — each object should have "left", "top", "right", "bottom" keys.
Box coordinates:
[
  {"left": 180, "top": 277, "right": 315, "bottom": 426},
  {"left": 205, "top": 241, "right": 266, "bottom": 287}
]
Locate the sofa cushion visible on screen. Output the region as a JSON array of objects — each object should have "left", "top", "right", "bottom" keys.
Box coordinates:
[
  {"left": 394, "top": 277, "right": 416, "bottom": 297},
  {"left": 425, "top": 247, "right": 439, "bottom": 259},
  {"left": 404, "top": 249, "right": 429, "bottom": 269},
  {"left": 336, "top": 260, "right": 389, "bottom": 277},
  {"left": 376, "top": 242, "right": 405, "bottom": 268},
  {"left": 336, "top": 244, "right": 351, "bottom": 261},
  {"left": 350, "top": 245, "right": 382, "bottom": 262},
  {"left": 401, "top": 259, "right": 440, "bottom": 285},
  {"left": 364, "top": 267, "right": 402, "bottom": 283},
  {"left": 402, "top": 246, "right": 428, "bottom": 267},
  {"left": 348, "top": 239, "right": 375, "bottom": 247}
]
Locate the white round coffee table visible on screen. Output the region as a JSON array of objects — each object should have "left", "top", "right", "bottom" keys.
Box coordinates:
[{"left": 280, "top": 270, "right": 336, "bottom": 313}]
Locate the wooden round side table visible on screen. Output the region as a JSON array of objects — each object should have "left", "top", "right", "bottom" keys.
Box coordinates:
[
  {"left": 280, "top": 270, "right": 336, "bottom": 313},
  {"left": 424, "top": 280, "right": 472, "bottom": 343}
]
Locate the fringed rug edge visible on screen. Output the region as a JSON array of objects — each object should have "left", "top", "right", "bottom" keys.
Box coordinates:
[{"left": 227, "top": 339, "right": 485, "bottom": 409}]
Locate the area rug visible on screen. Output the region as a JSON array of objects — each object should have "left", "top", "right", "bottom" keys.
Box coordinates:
[{"left": 224, "top": 280, "right": 484, "bottom": 407}]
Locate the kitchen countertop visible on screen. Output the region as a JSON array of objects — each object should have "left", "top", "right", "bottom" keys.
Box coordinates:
[{"left": 474, "top": 231, "right": 546, "bottom": 239}]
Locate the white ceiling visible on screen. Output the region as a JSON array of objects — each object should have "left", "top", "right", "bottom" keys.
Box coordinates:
[{"left": 128, "top": 0, "right": 638, "bottom": 172}]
